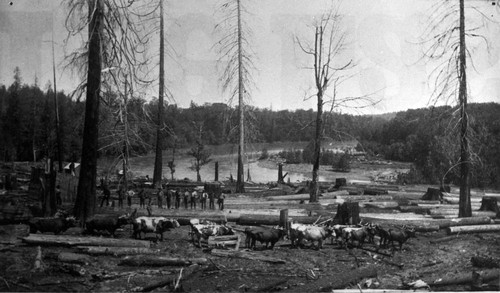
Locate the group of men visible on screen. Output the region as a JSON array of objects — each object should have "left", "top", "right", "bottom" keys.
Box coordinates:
[
  {"left": 155, "top": 187, "right": 225, "bottom": 210},
  {"left": 99, "top": 183, "right": 226, "bottom": 211}
]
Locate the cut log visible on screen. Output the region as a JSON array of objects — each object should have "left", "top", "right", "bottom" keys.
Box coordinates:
[
  {"left": 77, "top": 246, "right": 161, "bottom": 256},
  {"left": 362, "top": 187, "right": 389, "bottom": 195},
  {"left": 237, "top": 214, "right": 320, "bottom": 226},
  {"left": 447, "top": 224, "right": 500, "bottom": 235},
  {"left": 421, "top": 187, "right": 443, "bottom": 201},
  {"left": 471, "top": 256, "right": 500, "bottom": 269},
  {"left": 22, "top": 234, "right": 150, "bottom": 248},
  {"left": 296, "top": 265, "right": 378, "bottom": 292},
  {"left": 0, "top": 224, "right": 29, "bottom": 244},
  {"left": 132, "top": 265, "right": 200, "bottom": 292},
  {"left": 479, "top": 197, "right": 499, "bottom": 214},
  {"left": 438, "top": 216, "right": 493, "bottom": 229},
  {"left": 57, "top": 252, "right": 91, "bottom": 265},
  {"left": 398, "top": 206, "right": 431, "bottom": 214},
  {"left": 211, "top": 248, "right": 286, "bottom": 264},
  {"left": 443, "top": 196, "right": 482, "bottom": 204},
  {"left": 408, "top": 200, "right": 441, "bottom": 205},
  {"left": 429, "top": 269, "right": 499, "bottom": 287},
  {"left": 119, "top": 256, "right": 207, "bottom": 267}
]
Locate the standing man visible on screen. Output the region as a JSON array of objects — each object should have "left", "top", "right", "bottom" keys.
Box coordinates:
[
  {"left": 117, "top": 186, "right": 124, "bottom": 208},
  {"left": 201, "top": 189, "right": 208, "bottom": 210},
  {"left": 127, "top": 187, "right": 135, "bottom": 208},
  {"left": 138, "top": 188, "right": 145, "bottom": 209},
  {"left": 209, "top": 192, "right": 215, "bottom": 210},
  {"left": 101, "top": 184, "right": 111, "bottom": 207},
  {"left": 183, "top": 189, "right": 190, "bottom": 209},
  {"left": 157, "top": 187, "right": 164, "bottom": 209},
  {"left": 218, "top": 192, "right": 225, "bottom": 211},
  {"left": 166, "top": 189, "right": 172, "bottom": 209},
  {"left": 175, "top": 189, "right": 181, "bottom": 209},
  {"left": 191, "top": 189, "right": 198, "bottom": 209}
]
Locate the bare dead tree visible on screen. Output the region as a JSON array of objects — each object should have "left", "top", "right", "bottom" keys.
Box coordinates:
[
  {"left": 153, "top": 0, "right": 165, "bottom": 188},
  {"left": 215, "top": 0, "right": 256, "bottom": 193},
  {"left": 64, "top": 0, "right": 154, "bottom": 222},
  {"left": 421, "top": 0, "right": 497, "bottom": 217},
  {"left": 295, "top": 5, "right": 360, "bottom": 202}
]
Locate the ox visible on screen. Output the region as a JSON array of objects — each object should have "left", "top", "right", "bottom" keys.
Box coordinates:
[{"left": 132, "top": 216, "right": 180, "bottom": 241}]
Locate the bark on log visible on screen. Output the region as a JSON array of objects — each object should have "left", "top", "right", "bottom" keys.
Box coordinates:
[
  {"left": 237, "top": 214, "right": 320, "bottom": 226},
  {"left": 471, "top": 256, "right": 500, "bottom": 268},
  {"left": 119, "top": 256, "right": 207, "bottom": 267},
  {"left": 398, "top": 206, "right": 431, "bottom": 214},
  {"left": 77, "top": 246, "right": 161, "bottom": 256},
  {"left": 22, "top": 234, "right": 150, "bottom": 248},
  {"left": 291, "top": 265, "right": 378, "bottom": 292},
  {"left": 429, "top": 269, "right": 499, "bottom": 287},
  {"left": 211, "top": 248, "right": 286, "bottom": 264},
  {"left": 447, "top": 224, "right": 500, "bottom": 235},
  {"left": 438, "top": 216, "right": 493, "bottom": 229},
  {"left": 57, "top": 252, "right": 91, "bottom": 265}
]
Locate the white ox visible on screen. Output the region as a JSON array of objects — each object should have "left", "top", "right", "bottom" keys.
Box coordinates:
[{"left": 289, "top": 223, "right": 333, "bottom": 250}]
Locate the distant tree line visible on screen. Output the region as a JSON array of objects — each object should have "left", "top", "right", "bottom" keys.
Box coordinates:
[{"left": 1, "top": 69, "right": 499, "bottom": 188}]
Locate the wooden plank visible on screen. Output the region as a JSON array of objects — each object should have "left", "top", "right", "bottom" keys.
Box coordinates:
[{"left": 22, "top": 234, "right": 150, "bottom": 248}]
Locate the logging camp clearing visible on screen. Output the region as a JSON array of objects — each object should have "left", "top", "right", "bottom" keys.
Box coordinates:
[{"left": 1, "top": 151, "right": 499, "bottom": 292}]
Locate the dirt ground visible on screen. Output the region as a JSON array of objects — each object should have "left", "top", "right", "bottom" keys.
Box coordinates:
[{"left": 1, "top": 210, "right": 499, "bottom": 292}]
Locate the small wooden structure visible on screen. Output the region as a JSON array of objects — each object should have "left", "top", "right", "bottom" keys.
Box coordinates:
[{"left": 206, "top": 234, "right": 241, "bottom": 250}]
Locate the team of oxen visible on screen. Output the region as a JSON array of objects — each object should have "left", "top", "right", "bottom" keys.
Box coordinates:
[{"left": 28, "top": 211, "right": 416, "bottom": 251}]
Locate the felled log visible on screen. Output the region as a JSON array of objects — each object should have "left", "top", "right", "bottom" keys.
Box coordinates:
[
  {"left": 362, "top": 187, "right": 389, "bottom": 195},
  {"left": 443, "top": 196, "right": 482, "bottom": 204},
  {"left": 471, "top": 256, "right": 500, "bottom": 268},
  {"left": 132, "top": 265, "right": 200, "bottom": 292},
  {"left": 447, "top": 224, "right": 500, "bottom": 235},
  {"left": 77, "top": 246, "right": 161, "bottom": 256},
  {"left": 429, "top": 269, "right": 499, "bottom": 287},
  {"left": 398, "top": 206, "right": 431, "bottom": 214},
  {"left": 297, "top": 265, "right": 378, "bottom": 292},
  {"left": 22, "top": 234, "right": 150, "bottom": 248},
  {"left": 211, "top": 248, "right": 286, "bottom": 264},
  {"left": 119, "top": 256, "right": 207, "bottom": 267},
  {"left": 438, "top": 216, "right": 493, "bottom": 229},
  {"left": 408, "top": 200, "right": 441, "bottom": 205},
  {"left": 57, "top": 252, "right": 91, "bottom": 265},
  {"left": 0, "top": 224, "right": 29, "bottom": 244},
  {"left": 237, "top": 214, "right": 320, "bottom": 226}
]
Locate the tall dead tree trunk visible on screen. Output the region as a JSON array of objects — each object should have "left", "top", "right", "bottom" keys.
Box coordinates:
[
  {"left": 52, "top": 30, "right": 63, "bottom": 173},
  {"left": 74, "top": 0, "right": 102, "bottom": 223},
  {"left": 153, "top": 0, "right": 165, "bottom": 188},
  {"left": 458, "top": 0, "right": 471, "bottom": 217},
  {"left": 235, "top": 0, "right": 245, "bottom": 193}
]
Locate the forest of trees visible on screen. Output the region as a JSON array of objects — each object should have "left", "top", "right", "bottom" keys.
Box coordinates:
[{"left": 1, "top": 68, "right": 499, "bottom": 189}]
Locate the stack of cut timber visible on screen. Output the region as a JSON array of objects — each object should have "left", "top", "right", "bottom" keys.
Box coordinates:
[{"left": 207, "top": 234, "right": 241, "bottom": 250}]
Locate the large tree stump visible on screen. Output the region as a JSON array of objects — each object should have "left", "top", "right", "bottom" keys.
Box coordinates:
[
  {"left": 479, "top": 197, "right": 499, "bottom": 214},
  {"left": 334, "top": 202, "right": 360, "bottom": 225},
  {"left": 334, "top": 178, "right": 347, "bottom": 189},
  {"left": 422, "top": 187, "right": 443, "bottom": 201}
]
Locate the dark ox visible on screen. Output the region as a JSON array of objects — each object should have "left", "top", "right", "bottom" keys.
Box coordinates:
[
  {"left": 84, "top": 213, "right": 132, "bottom": 237},
  {"left": 245, "top": 226, "right": 286, "bottom": 250},
  {"left": 386, "top": 225, "right": 416, "bottom": 250},
  {"left": 133, "top": 216, "right": 180, "bottom": 241},
  {"left": 29, "top": 216, "right": 77, "bottom": 235}
]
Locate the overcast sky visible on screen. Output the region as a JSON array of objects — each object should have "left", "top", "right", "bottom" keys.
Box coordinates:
[{"left": 0, "top": 0, "right": 499, "bottom": 114}]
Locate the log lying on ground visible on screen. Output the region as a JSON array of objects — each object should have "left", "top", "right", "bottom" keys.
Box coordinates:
[
  {"left": 437, "top": 216, "right": 493, "bottom": 229},
  {"left": 471, "top": 256, "right": 500, "bottom": 269},
  {"left": 119, "top": 256, "right": 207, "bottom": 267},
  {"left": 211, "top": 248, "right": 286, "bottom": 264},
  {"left": 290, "top": 265, "right": 378, "bottom": 292},
  {"left": 446, "top": 224, "right": 500, "bottom": 235},
  {"left": 428, "top": 269, "right": 499, "bottom": 287},
  {"left": 408, "top": 200, "right": 441, "bottom": 205},
  {"left": 237, "top": 214, "right": 321, "bottom": 226},
  {"left": 77, "top": 246, "right": 161, "bottom": 256},
  {"left": 429, "top": 210, "right": 496, "bottom": 218},
  {"left": 131, "top": 264, "right": 200, "bottom": 292},
  {"left": 443, "top": 196, "right": 482, "bottom": 204},
  {"left": 22, "top": 234, "right": 150, "bottom": 248},
  {"left": 398, "top": 206, "right": 431, "bottom": 214},
  {"left": 57, "top": 252, "right": 91, "bottom": 265}
]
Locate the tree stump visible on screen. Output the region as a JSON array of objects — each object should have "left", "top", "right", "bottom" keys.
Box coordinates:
[
  {"left": 334, "top": 178, "right": 346, "bottom": 189},
  {"left": 214, "top": 161, "right": 219, "bottom": 182},
  {"left": 278, "top": 163, "right": 284, "bottom": 183},
  {"left": 280, "top": 209, "right": 289, "bottom": 230},
  {"left": 334, "top": 202, "right": 360, "bottom": 225},
  {"left": 422, "top": 187, "right": 443, "bottom": 201},
  {"left": 479, "top": 197, "right": 499, "bottom": 214}
]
